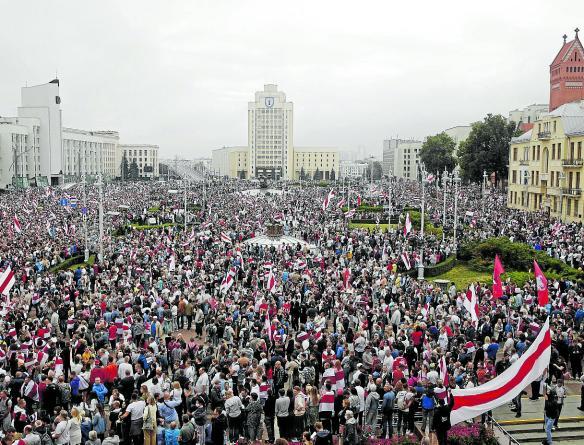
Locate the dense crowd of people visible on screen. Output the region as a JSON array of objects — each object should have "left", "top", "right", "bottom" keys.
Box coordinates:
[{"left": 0, "top": 177, "right": 582, "bottom": 445}]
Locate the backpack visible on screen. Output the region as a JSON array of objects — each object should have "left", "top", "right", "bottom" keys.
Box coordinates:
[
  {"left": 383, "top": 391, "right": 395, "bottom": 414},
  {"left": 422, "top": 394, "right": 435, "bottom": 410},
  {"left": 60, "top": 384, "right": 72, "bottom": 403},
  {"left": 39, "top": 429, "right": 54, "bottom": 445},
  {"left": 396, "top": 391, "right": 408, "bottom": 411}
]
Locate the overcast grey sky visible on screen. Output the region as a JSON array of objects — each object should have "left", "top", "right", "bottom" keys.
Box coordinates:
[{"left": 0, "top": 0, "right": 582, "bottom": 159}]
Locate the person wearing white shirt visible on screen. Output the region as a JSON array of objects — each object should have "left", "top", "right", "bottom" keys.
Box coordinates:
[
  {"left": 52, "top": 411, "right": 71, "bottom": 445},
  {"left": 118, "top": 357, "right": 133, "bottom": 380},
  {"left": 195, "top": 368, "right": 210, "bottom": 395}
]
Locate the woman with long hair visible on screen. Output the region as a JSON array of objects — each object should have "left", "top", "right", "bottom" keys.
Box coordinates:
[
  {"left": 143, "top": 396, "right": 158, "bottom": 445},
  {"left": 69, "top": 407, "right": 84, "bottom": 445},
  {"left": 305, "top": 385, "right": 320, "bottom": 431}
]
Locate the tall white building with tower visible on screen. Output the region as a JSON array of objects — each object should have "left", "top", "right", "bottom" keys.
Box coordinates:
[{"left": 248, "top": 84, "right": 294, "bottom": 180}]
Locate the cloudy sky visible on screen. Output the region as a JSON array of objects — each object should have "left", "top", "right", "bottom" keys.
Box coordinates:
[{"left": 0, "top": 0, "right": 582, "bottom": 159}]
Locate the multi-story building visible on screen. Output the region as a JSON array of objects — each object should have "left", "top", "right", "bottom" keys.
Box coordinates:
[
  {"left": 0, "top": 79, "right": 160, "bottom": 187},
  {"left": 213, "top": 84, "right": 338, "bottom": 180},
  {"left": 248, "top": 84, "right": 294, "bottom": 180},
  {"left": 340, "top": 160, "right": 368, "bottom": 179},
  {"left": 0, "top": 117, "right": 41, "bottom": 188},
  {"left": 443, "top": 126, "right": 472, "bottom": 156},
  {"left": 382, "top": 138, "right": 422, "bottom": 179},
  {"left": 550, "top": 29, "right": 584, "bottom": 111},
  {"left": 62, "top": 128, "right": 120, "bottom": 181},
  {"left": 119, "top": 144, "right": 160, "bottom": 179},
  {"left": 509, "top": 104, "right": 549, "bottom": 132},
  {"left": 293, "top": 147, "right": 339, "bottom": 180},
  {"left": 508, "top": 101, "right": 584, "bottom": 221},
  {"left": 211, "top": 146, "right": 249, "bottom": 178}
]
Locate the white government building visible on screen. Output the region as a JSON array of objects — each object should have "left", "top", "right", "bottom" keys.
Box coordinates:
[
  {"left": 0, "top": 79, "right": 159, "bottom": 189},
  {"left": 212, "top": 84, "right": 339, "bottom": 180},
  {"left": 382, "top": 126, "right": 471, "bottom": 179}
]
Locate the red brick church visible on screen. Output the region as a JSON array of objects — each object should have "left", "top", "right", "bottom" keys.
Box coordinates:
[{"left": 550, "top": 28, "right": 584, "bottom": 111}]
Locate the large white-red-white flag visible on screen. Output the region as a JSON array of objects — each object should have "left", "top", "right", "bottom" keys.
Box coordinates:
[
  {"left": 450, "top": 317, "right": 551, "bottom": 425},
  {"left": 0, "top": 266, "right": 15, "bottom": 296},
  {"left": 322, "top": 189, "right": 335, "bottom": 211},
  {"left": 336, "top": 198, "right": 346, "bottom": 209},
  {"left": 401, "top": 252, "right": 411, "bottom": 270}
]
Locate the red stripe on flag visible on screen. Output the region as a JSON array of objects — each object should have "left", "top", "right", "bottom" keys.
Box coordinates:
[
  {"left": 452, "top": 328, "right": 551, "bottom": 410},
  {"left": 0, "top": 270, "right": 15, "bottom": 294}
]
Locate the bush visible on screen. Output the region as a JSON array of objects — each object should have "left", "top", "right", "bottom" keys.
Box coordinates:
[
  {"left": 407, "top": 210, "right": 443, "bottom": 238},
  {"left": 447, "top": 423, "right": 498, "bottom": 445},
  {"left": 341, "top": 204, "right": 384, "bottom": 213}
]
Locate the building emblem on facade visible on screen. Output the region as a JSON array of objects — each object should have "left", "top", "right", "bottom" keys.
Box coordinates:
[{"left": 265, "top": 97, "right": 274, "bottom": 108}]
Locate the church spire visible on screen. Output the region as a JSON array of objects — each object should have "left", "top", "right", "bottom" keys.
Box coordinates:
[
  {"left": 563, "top": 34, "right": 568, "bottom": 44},
  {"left": 576, "top": 27, "right": 580, "bottom": 39}
]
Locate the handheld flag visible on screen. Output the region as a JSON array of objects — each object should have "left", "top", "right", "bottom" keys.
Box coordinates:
[
  {"left": 533, "top": 260, "right": 549, "bottom": 307},
  {"left": 404, "top": 212, "right": 412, "bottom": 235},
  {"left": 492, "top": 255, "right": 505, "bottom": 299}
]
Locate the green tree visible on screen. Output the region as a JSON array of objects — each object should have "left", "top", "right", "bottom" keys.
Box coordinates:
[
  {"left": 129, "top": 159, "right": 139, "bottom": 180},
  {"left": 458, "top": 114, "right": 516, "bottom": 184},
  {"left": 419, "top": 132, "right": 456, "bottom": 174},
  {"left": 300, "top": 167, "right": 306, "bottom": 181},
  {"left": 330, "top": 168, "right": 336, "bottom": 181},
  {"left": 121, "top": 154, "right": 129, "bottom": 180},
  {"left": 313, "top": 168, "right": 321, "bottom": 181}
]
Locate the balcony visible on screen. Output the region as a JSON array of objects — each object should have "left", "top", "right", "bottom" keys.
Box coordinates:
[
  {"left": 562, "top": 188, "right": 582, "bottom": 196},
  {"left": 540, "top": 173, "right": 549, "bottom": 181},
  {"left": 519, "top": 159, "right": 529, "bottom": 165},
  {"left": 538, "top": 131, "right": 551, "bottom": 140},
  {"left": 562, "top": 158, "right": 584, "bottom": 167}
]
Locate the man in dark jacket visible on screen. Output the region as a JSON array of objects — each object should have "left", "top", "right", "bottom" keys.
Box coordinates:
[
  {"left": 211, "top": 408, "right": 227, "bottom": 445},
  {"left": 432, "top": 399, "right": 451, "bottom": 445},
  {"left": 313, "top": 421, "right": 333, "bottom": 445}
]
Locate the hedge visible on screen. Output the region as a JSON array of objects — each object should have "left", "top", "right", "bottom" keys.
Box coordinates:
[
  {"left": 459, "top": 237, "right": 584, "bottom": 282},
  {"left": 49, "top": 254, "right": 86, "bottom": 272},
  {"left": 404, "top": 255, "right": 457, "bottom": 278},
  {"left": 341, "top": 205, "right": 385, "bottom": 213}
]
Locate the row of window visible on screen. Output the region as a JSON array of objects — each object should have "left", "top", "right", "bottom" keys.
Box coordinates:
[
  {"left": 567, "top": 66, "right": 584, "bottom": 73},
  {"left": 510, "top": 190, "right": 580, "bottom": 217}
]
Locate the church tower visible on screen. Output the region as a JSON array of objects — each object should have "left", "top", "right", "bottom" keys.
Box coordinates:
[{"left": 550, "top": 28, "right": 584, "bottom": 111}]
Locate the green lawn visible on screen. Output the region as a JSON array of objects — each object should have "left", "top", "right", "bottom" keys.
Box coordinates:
[
  {"left": 433, "top": 262, "right": 491, "bottom": 290},
  {"left": 348, "top": 222, "right": 392, "bottom": 232}
]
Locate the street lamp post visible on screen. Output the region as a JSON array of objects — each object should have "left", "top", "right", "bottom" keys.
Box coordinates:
[
  {"left": 559, "top": 172, "right": 566, "bottom": 221},
  {"left": 388, "top": 170, "right": 393, "bottom": 227},
  {"left": 482, "top": 170, "right": 488, "bottom": 215},
  {"left": 183, "top": 179, "right": 188, "bottom": 230},
  {"left": 442, "top": 168, "right": 449, "bottom": 243},
  {"left": 97, "top": 173, "right": 104, "bottom": 262},
  {"left": 418, "top": 164, "right": 427, "bottom": 280},
  {"left": 453, "top": 170, "right": 460, "bottom": 255}
]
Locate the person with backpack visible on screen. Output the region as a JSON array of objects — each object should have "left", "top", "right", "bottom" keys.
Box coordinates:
[
  {"left": 421, "top": 388, "right": 436, "bottom": 435},
  {"left": 395, "top": 384, "right": 407, "bottom": 436},
  {"left": 544, "top": 388, "right": 559, "bottom": 445},
  {"left": 33, "top": 420, "right": 54, "bottom": 445},
  {"left": 380, "top": 384, "right": 395, "bottom": 439},
  {"left": 57, "top": 376, "right": 71, "bottom": 411},
  {"left": 432, "top": 399, "right": 451, "bottom": 445}
]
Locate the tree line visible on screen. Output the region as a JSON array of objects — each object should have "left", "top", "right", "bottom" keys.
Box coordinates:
[{"left": 419, "top": 114, "right": 521, "bottom": 185}]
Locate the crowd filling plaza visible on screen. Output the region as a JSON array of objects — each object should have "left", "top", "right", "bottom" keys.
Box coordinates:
[{"left": 0, "top": 177, "right": 582, "bottom": 445}]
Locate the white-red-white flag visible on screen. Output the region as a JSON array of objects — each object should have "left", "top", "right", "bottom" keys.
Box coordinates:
[
  {"left": 357, "top": 195, "right": 362, "bottom": 206},
  {"left": 450, "top": 317, "right": 551, "bottom": 425},
  {"left": 533, "top": 260, "right": 549, "bottom": 307},
  {"left": 266, "top": 269, "right": 276, "bottom": 294},
  {"left": 464, "top": 284, "right": 480, "bottom": 327},
  {"left": 401, "top": 252, "right": 411, "bottom": 270},
  {"left": 404, "top": 212, "right": 412, "bottom": 235},
  {"left": 220, "top": 267, "right": 237, "bottom": 293},
  {"left": 220, "top": 232, "right": 232, "bottom": 243},
  {"left": 13, "top": 215, "right": 22, "bottom": 234},
  {"left": 344, "top": 209, "right": 356, "bottom": 219},
  {"left": 322, "top": 189, "right": 335, "bottom": 211},
  {"left": 0, "top": 266, "right": 16, "bottom": 296},
  {"left": 336, "top": 198, "right": 346, "bottom": 209}
]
